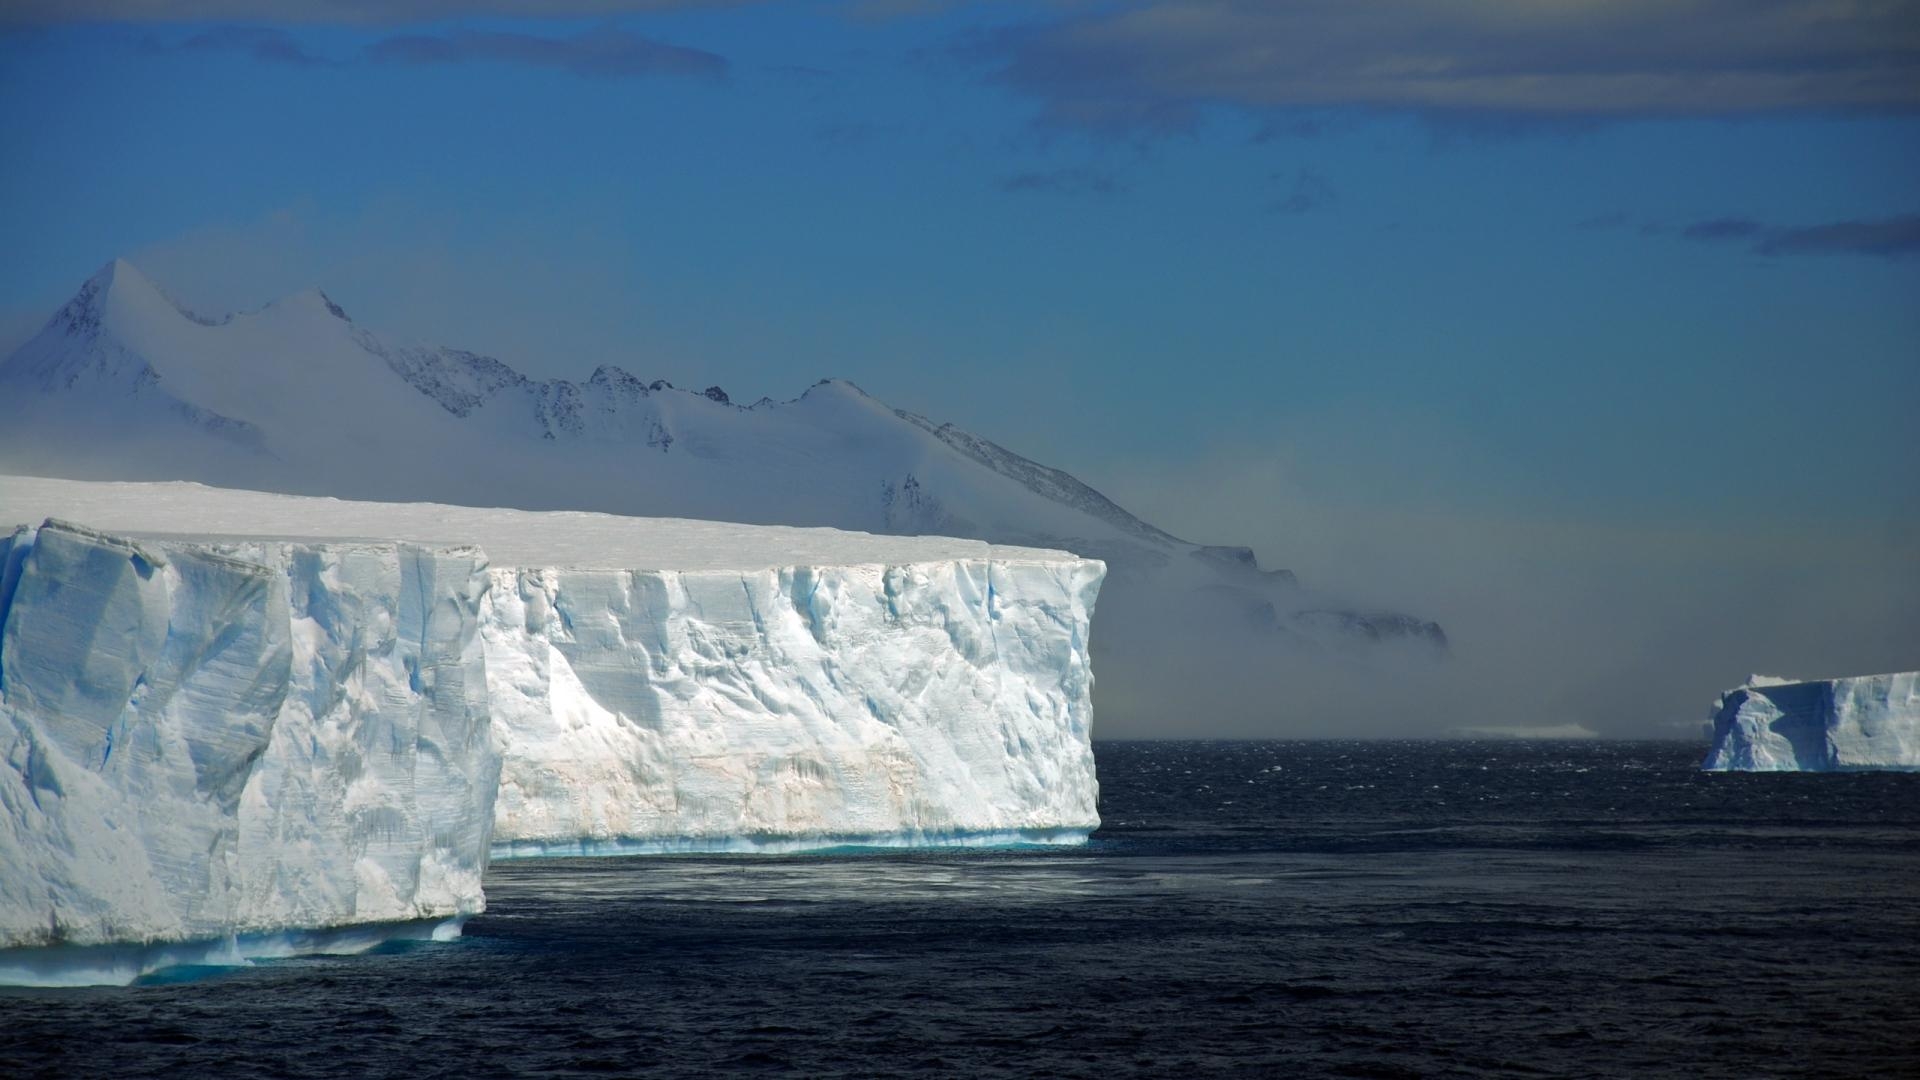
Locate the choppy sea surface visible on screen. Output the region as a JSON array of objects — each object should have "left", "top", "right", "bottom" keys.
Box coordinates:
[{"left": 5, "top": 740, "right": 1919, "bottom": 1078}]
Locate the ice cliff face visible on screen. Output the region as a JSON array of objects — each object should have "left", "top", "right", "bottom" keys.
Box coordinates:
[
  {"left": 1702, "top": 672, "right": 1920, "bottom": 771},
  {"left": 487, "top": 558, "right": 1101, "bottom": 853},
  {"left": 2, "top": 475, "right": 1103, "bottom": 870},
  {"left": 0, "top": 517, "right": 497, "bottom": 973}
]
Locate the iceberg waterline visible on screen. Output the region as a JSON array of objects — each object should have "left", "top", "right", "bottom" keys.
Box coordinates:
[
  {"left": 491, "top": 828, "right": 1092, "bottom": 860},
  {"left": 1, "top": 476, "right": 1104, "bottom": 984},
  {"left": 0, "top": 917, "right": 467, "bottom": 988}
]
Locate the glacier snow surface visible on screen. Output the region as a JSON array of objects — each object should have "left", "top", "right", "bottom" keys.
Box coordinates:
[
  {"left": 1, "top": 475, "right": 1104, "bottom": 978},
  {"left": 1702, "top": 672, "right": 1920, "bottom": 771}
]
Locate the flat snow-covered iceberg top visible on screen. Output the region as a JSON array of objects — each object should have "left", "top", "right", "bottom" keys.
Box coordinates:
[
  {"left": 1702, "top": 672, "right": 1920, "bottom": 772},
  {"left": 0, "top": 475, "right": 1106, "bottom": 858},
  {"left": 0, "top": 512, "right": 497, "bottom": 981}
]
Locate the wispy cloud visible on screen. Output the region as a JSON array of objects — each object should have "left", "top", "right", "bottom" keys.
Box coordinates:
[
  {"left": 1249, "top": 115, "right": 1327, "bottom": 142},
  {"left": 1269, "top": 168, "right": 1334, "bottom": 215},
  {"left": 999, "top": 167, "right": 1125, "bottom": 197},
  {"left": 972, "top": 1, "right": 1920, "bottom": 138},
  {"left": 814, "top": 121, "right": 900, "bottom": 149},
  {"left": 158, "top": 25, "right": 334, "bottom": 65},
  {"left": 1669, "top": 214, "right": 1920, "bottom": 259},
  {"left": 367, "top": 26, "right": 725, "bottom": 80},
  {"left": 1757, "top": 216, "right": 1920, "bottom": 259},
  {"left": 1681, "top": 218, "right": 1766, "bottom": 243},
  {"left": 840, "top": 0, "right": 958, "bottom": 20},
  {"left": 3, "top": 2, "right": 736, "bottom": 23},
  {"left": 1588, "top": 211, "right": 1920, "bottom": 259}
]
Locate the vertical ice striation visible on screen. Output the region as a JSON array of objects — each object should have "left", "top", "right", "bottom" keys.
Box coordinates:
[
  {"left": 485, "top": 557, "right": 1103, "bottom": 854},
  {"left": 1702, "top": 672, "right": 1920, "bottom": 771},
  {"left": 0, "top": 519, "right": 497, "bottom": 982},
  {"left": 0, "top": 474, "right": 1105, "bottom": 879}
]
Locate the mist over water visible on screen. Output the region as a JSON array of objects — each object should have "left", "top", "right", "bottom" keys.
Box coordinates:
[
  {"left": 1103, "top": 445, "right": 1920, "bottom": 739},
  {"left": 7, "top": 740, "right": 1917, "bottom": 1078}
]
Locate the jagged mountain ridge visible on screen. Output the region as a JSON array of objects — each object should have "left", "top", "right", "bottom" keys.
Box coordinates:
[{"left": 0, "top": 260, "right": 1445, "bottom": 731}]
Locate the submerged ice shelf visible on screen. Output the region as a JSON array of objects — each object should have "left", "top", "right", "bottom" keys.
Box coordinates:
[
  {"left": 0, "top": 917, "right": 466, "bottom": 988},
  {"left": 1703, "top": 672, "right": 1920, "bottom": 771},
  {"left": 1, "top": 474, "right": 1103, "bottom": 980}
]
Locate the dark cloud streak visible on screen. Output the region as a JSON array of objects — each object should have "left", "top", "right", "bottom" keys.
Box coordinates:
[
  {"left": 974, "top": 0, "right": 1920, "bottom": 138},
  {"left": 147, "top": 25, "right": 335, "bottom": 65},
  {"left": 999, "top": 167, "right": 1126, "bottom": 197},
  {"left": 1667, "top": 214, "right": 1920, "bottom": 260},
  {"left": 367, "top": 26, "right": 725, "bottom": 80},
  {"left": 1681, "top": 218, "right": 1766, "bottom": 242},
  {"left": 1757, "top": 216, "right": 1920, "bottom": 259},
  {"left": 4, "top": 2, "right": 736, "bottom": 24}
]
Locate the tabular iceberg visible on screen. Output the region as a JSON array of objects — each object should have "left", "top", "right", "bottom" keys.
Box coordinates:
[
  {"left": 0, "top": 515, "right": 496, "bottom": 985},
  {"left": 0, "top": 475, "right": 1103, "bottom": 865},
  {"left": 1702, "top": 672, "right": 1920, "bottom": 771}
]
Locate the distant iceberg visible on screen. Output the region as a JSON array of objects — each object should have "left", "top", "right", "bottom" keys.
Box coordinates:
[{"left": 1702, "top": 672, "right": 1920, "bottom": 771}]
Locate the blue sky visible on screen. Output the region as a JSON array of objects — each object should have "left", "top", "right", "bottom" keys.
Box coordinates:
[{"left": 2, "top": 1, "right": 1916, "bottom": 715}]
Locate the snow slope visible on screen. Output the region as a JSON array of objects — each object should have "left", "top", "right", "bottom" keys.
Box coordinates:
[
  {"left": 0, "top": 514, "right": 496, "bottom": 984},
  {"left": 1702, "top": 672, "right": 1920, "bottom": 771},
  {"left": 0, "top": 476, "right": 1104, "bottom": 859},
  {"left": 0, "top": 261, "right": 1443, "bottom": 734}
]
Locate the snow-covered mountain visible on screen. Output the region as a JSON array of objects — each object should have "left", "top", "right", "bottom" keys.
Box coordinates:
[{"left": 0, "top": 260, "right": 1445, "bottom": 734}]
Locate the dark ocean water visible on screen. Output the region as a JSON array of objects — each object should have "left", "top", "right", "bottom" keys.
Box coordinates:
[{"left": 5, "top": 740, "right": 1919, "bottom": 1078}]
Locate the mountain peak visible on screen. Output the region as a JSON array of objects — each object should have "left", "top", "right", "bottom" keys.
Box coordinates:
[
  {"left": 92, "top": 257, "right": 143, "bottom": 289},
  {"left": 92, "top": 259, "right": 186, "bottom": 307},
  {"left": 44, "top": 260, "right": 354, "bottom": 343},
  {"left": 802, "top": 377, "right": 874, "bottom": 401},
  {"left": 44, "top": 258, "right": 179, "bottom": 339}
]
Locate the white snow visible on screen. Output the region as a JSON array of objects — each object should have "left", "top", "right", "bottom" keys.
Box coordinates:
[
  {"left": 1702, "top": 672, "right": 1920, "bottom": 771},
  {"left": 0, "top": 514, "right": 497, "bottom": 984},
  {"left": 0, "top": 260, "right": 1446, "bottom": 741},
  {"left": 485, "top": 556, "right": 1100, "bottom": 855},
  {"left": 1, "top": 474, "right": 1102, "bottom": 874},
  {"left": 0, "top": 474, "right": 1072, "bottom": 573}
]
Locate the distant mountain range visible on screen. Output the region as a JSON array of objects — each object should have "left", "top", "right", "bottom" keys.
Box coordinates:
[{"left": 0, "top": 260, "right": 1445, "bottom": 734}]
